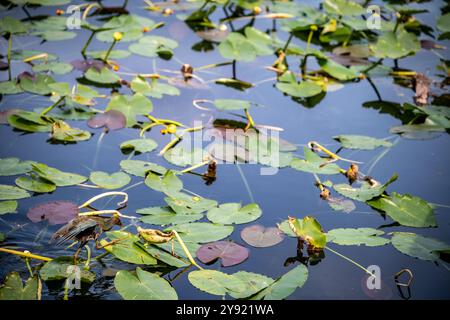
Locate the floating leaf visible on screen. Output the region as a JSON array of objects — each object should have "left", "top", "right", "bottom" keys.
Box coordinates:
[
  {"left": 0, "top": 233, "right": 4, "bottom": 242},
  {"left": 437, "top": 13, "right": 450, "bottom": 33},
  {"left": 0, "top": 17, "right": 28, "bottom": 34},
  {"left": 327, "top": 228, "right": 390, "bottom": 247},
  {"left": 114, "top": 267, "right": 178, "bottom": 300},
  {"left": 51, "top": 120, "right": 92, "bottom": 142},
  {"left": 84, "top": 66, "right": 120, "bottom": 84},
  {"left": 166, "top": 222, "right": 234, "bottom": 243},
  {"left": 188, "top": 270, "right": 246, "bottom": 296},
  {"left": 370, "top": 27, "right": 420, "bottom": 59},
  {"left": 324, "top": 0, "right": 365, "bottom": 16},
  {"left": 165, "top": 191, "right": 217, "bottom": 215},
  {"left": 106, "top": 94, "right": 153, "bottom": 127},
  {"left": 0, "top": 273, "right": 38, "bottom": 300},
  {"left": 0, "top": 81, "right": 23, "bottom": 94},
  {"left": 367, "top": 192, "right": 436, "bottom": 228},
  {"left": 32, "top": 163, "right": 87, "bottom": 187},
  {"left": 145, "top": 170, "right": 183, "bottom": 194},
  {"left": 7, "top": 110, "right": 53, "bottom": 132},
  {"left": 333, "top": 173, "right": 398, "bottom": 202},
  {"left": 318, "top": 58, "right": 360, "bottom": 81},
  {"left": 27, "top": 200, "right": 79, "bottom": 225},
  {"left": 87, "top": 110, "right": 126, "bottom": 131},
  {"left": 0, "top": 184, "right": 30, "bottom": 200},
  {"left": 32, "top": 61, "right": 73, "bottom": 75},
  {"left": 15, "top": 175, "right": 56, "bottom": 193},
  {"left": 290, "top": 147, "right": 341, "bottom": 175},
  {"left": 196, "top": 241, "right": 249, "bottom": 267},
  {"left": 163, "top": 146, "right": 206, "bottom": 167},
  {"left": 40, "top": 257, "right": 95, "bottom": 283},
  {"left": 120, "top": 138, "right": 158, "bottom": 154},
  {"left": 90, "top": 171, "right": 131, "bottom": 189},
  {"left": 219, "top": 33, "right": 256, "bottom": 61},
  {"left": 229, "top": 271, "right": 274, "bottom": 299},
  {"left": 130, "top": 76, "right": 180, "bottom": 98},
  {"left": 207, "top": 203, "right": 262, "bottom": 225},
  {"left": 129, "top": 36, "right": 178, "bottom": 59},
  {"left": 276, "top": 72, "right": 322, "bottom": 98},
  {"left": 120, "top": 160, "right": 166, "bottom": 177},
  {"left": 215, "top": 78, "right": 253, "bottom": 91},
  {"left": 334, "top": 135, "right": 393, "bottom": 150},
  {"left": 327, "top": 197, "right": 356, "bottom": 213},
  {"left": 241, "top": 225, "right": 285, "bottom": 248},
  {"left": 138, "top": 206, "right": 202, "bottom": 226},
  {"left": 391, "top": 232, "right": 450, "bottom": 261},
  {"left": 288, "top": 216, "right": 327, "bottom": 249},
  {"left": 251, "top": 265, "right": 308, "bottom": 300},
  {"left": 19, "top": 74, "right": 55, "bottom": 95},
  {"left": 0, "top": 200, "right": 17, "bottom": 215},
  {"left": 0, "top": 158, "right": 35, "bottom": 176},
  {"left": 213, "top": 99, "right": 252, "bottom": 111},
  {"left": 96, "top": 15, "right": 156, "bottom": 43},
  {"left": 389, "top": 124, "right": 445, "bottom": 140}
]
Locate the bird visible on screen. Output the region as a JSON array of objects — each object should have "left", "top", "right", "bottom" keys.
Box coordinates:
[{"left": 51, "top": 215, "right": 122, "bottom": 264}]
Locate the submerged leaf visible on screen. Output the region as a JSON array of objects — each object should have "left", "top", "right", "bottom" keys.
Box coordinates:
[
  {"left": 196, "top": 241, "right": 249, "bottom": 267},
  {"left": 87, "top": 110, "right": 126, "bottom": 131},
  {"left": 240, "top": 225, "right": 285, "bottom": 248},
  {"left": 27, "top": 200, "right": 79, "bottom": 225}
]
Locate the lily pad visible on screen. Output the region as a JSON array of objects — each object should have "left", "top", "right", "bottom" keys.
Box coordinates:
[
  {"left": 240, "top": 225, "right": 285, "bottom": 248},
  {"left": 213, "top": 99, "right": 252, "bottom": 111},
  {"left": 138, "top": 206, "right": 202, "bottom": 226},
  {"left": 196, "top": 241, "right": 249, "bottom": 267},
  {"left": 290, "top": 147, "right": 342, "bottom": 175},
  {"left": 188, "top": 270, "right": 247, "bottom": 296},
  {"left": 164, "top": 146, "right": 206, "bottom": 167},
  {"left": 229, "top": 271, "right": 274, "bottom": 299},
  {"left": 0, "top": 184, "right": 30, "bottom": 200},
  {"left": 129, "top": 36, "right": 178, "bottom": 59},
  {"left": 106, "top": 94, "right": 153, "bottom": 127},
  {"left": 90, "top": 171, "right": 131, "bottom": 190},
  {"left": 165, "top": 192, "right": 218, "bottom": 215},
  {"left": 219, "top": 33, "right": 257, "bottom": 61},
  {"left": 287, "top": 216, "right": 327, "bottom": 249},
  {"left": 391, "top": 232, "right": 450, "bottom": 261},
  {"left": 130, "top": 76, "right": 180, "bottom": 98},
  {"left": 120, "top": 160, "right": 166, "bottom": 177},
  {"left": 145, "top": 170, "right": 183, "bottom": 194},
  {"left": 51, "top": 121, "right": 92, "bottom": 142},
  {"left": 0, "top": 158, "right": 35, "bottom": 176},
  {"left": 251, "top": 264, "right": 308, "bottom": 300},
  {"left": 84, "top": 66, "right": 120, "bottom": 84},
  {"left": 40, "top": 257, "right": 95, "bottom": 283},
  {"left": 333, "top": 173, "right": 398, "bottom": 202},
  {"left": 32, "top": 61, "right": 73, "bottom": 75},
  {"left": 318, "top": 58, "right": 360, "bottom": 81},
  {"left": 120, "top": 138, "right": 158, "bottom": 154},
  {"left": 19, "top": 74, "right": 55, "bottom": 95},
  {"left": 370, "top": 27, "right": 420, "bottom": 59},
  {"left": 0, "top": 273, "right": 38, "bottom": 300},
  {"left": 15, "top": 175, "right": 56, "bottom": 193},
  {"left": 0, "top": 200, "right": 17, "bottom": 215},
  {"left": 114, "top": 267, "right": 178, "bottom": 300},
  {"left": 276, "top": 72, "right": 322, "bottom": 98},
  {"left": 32, "top": 163, "right": 87, "bottom": 187},
  {"left": 367, "top": 192, "right": 436, "bottom": 228},
  {"left": 27, "top": 200, "right": 79, "bottom": 225},
  {"left": 87, "top": 110, "right": 126, "bottom": 131},
  {"left": 327, "top": 228, "right": 390, "bottom": 247},
  {"left": 333, "top": 135, "right": 393, "bottom": 150},
  {"left": 324, "top": 0, "right": 365, "bottom": 16},
  {"left": 207, "top": 203, "right": 262, "bottom": 225},
  {"left": 166, "top": 222, "right": 234, "bottom": 243}
]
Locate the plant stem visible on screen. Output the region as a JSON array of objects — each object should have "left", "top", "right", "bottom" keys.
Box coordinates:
[
  {"left": 306, "top": 29, "right": 314, "bottom": 51},
  {"left": 283, "top": 33, "right": 293, "bottom": 52},
  {"left": 362, "top": 58, "right": 383, "bottom": 74},
  {"left": 180, "top": 160, "right": 210, "bottom": 174},
  {"left": 159, "top": 135, "right": 182, "bottom": 155},
  {"left": 103, "top": 40, "right": 117, "bottom": 62},
  {"left": 25, "top": 257, "right": 33, "bottom": 277},
  {"left": 244, "top": 108, "right": 255, "bottom": 131},
  {"left": 84, "top": 245, "right": 91, "bottom": 270},
  {"left": 40, "top": 97, "right": 65, "bottom": 116},
  {"left": 7, "top": 32, "right": 12, "bottom": 80},
  {"left": 232, "top": 60, "right": 236, "bottom": 79},
  {"left": 172, "top": 230, "right": 204, "bottom": 270},
  {"left": 325, "top": 246, "right": 376, "bottom": 279},
  {"left": 78, "top": 191, "right": 128, "bottom": 209},
  {"left": 195, "top": 61, "right": 233, "bottom": 71},
  {"left": 81, "top": 30, "right": 96, "bottom": 58},
  {"left": 0, "top": 247, "right": 52, "bottom": 262}
]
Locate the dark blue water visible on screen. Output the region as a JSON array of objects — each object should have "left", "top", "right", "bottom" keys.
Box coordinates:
[{"left": 0, "top": 0, "right": 449, "bottom": 299}]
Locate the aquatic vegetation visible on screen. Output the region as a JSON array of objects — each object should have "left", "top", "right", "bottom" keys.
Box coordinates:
[{"left": 0, "top": 0, "right": 449, "bottom": 301}]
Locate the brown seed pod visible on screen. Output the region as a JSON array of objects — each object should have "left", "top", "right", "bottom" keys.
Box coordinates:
[
  {"left": 181, "top": 64, "right": 193, "bottom": 81},
  {"left": 319, "top": 187, "right": 330, "bottom": 200},
  {"left": 345, "top": 163, "right": 359, "bottom": 185}
]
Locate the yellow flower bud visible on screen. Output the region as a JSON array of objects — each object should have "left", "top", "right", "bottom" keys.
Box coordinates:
[
  {"left": 113, "top": 31, "right": 123, "bottom": 42},
  {"left": 253, "top": 6, "right": 262, "bottom": 15},
  {"left": 310, "top": 25, "right": 318, "bottom": 31},
  {"left": 166, "top": 124, "right": 177, "bottom": 134},
  {"left": 142, "top": 26, "right": 150, "bottom": 33},
  {"left": 163, "top": 8, "right": 174, "bottom": 16}
]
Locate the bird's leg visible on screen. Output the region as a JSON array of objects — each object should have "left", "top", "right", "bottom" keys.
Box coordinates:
[
  {"left": 84, "top": 244, "right": 91, "bottom": 270},
  {"left": 73, "top": 246, "right": 82, "bottom": 265}
]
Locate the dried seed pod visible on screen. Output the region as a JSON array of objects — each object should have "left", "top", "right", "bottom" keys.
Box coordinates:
[
  {"left": 56, "top": 9, "right": 64, "bottom": 16},
  {"left": 345, "top": 163, "right": 359, "bottom": 185},
  {"left": 203, "top": 160, "right": 217, "bottom": 185},
  {"left": 163, "top": 8, "right": 174, "bottom": 16},
  {"left": 137, "top": 227, "right": 175, "bottom": 244},
  {"left": 181, "top": 64, "right": 193, "bottom": 81},
  {"left": 319, "top": 187, "right": 330, "bottom": 200}
]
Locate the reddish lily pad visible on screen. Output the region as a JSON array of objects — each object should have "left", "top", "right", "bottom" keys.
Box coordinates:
[
  {"left": 27, "top": 201, "right": 79, "bottom": 225},
  {"left": 87, "top": 110, "right": 126, "bottom": 131},
  {"left": 71, "top": 59, "right": 106, "bottom": 72},
  {"left": 241, "top": 225, "right": 285, "bottom": 248},
  {"left": 196, "top": 241, "right": 249, "bottom": 267}
]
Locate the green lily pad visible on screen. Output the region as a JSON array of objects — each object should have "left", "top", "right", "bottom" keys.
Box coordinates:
[
  {"left": 19, "top": 74, "right": 55, "bottom": 95},
  {"left": 0, "top": 200, "right": 17, "bottom": 215},
  {"left": 130, "top": 76, "right": 180, "bottom": 98},
  {"left": 288, "top": 216, "right": 327, "bottom": 249},
  {"left": 367, "top": 192, "right": 436, "bottom": 228},
  {"left": 164, "top": 146, "right": 206, "bottom": 167},
  {"left": 120, "top": 138, "right": 158, "bottom": 154},
  {"left": 165, "top": 191, "right": 218, "bottom": 215},
  {"left": 87, "top": 50, "right": 131, "bottom": 60},
  {"left": 120, "top": 160, "right": 167, "bottom": 177},
  {"left": 333, "top": 173, "right": 398, "bottom": 202},
  {"left": 106, "top": 94, "right": 153, "bottom": 127},
  {"left": 7, "top": 110, "right": 53, "bottom": 132},
  {"left": 188, "top": 270, "right": 247, "bottom": 296},
  {"left": 391, "top": 232, "right": 450, "bottom": 261},
  {"left": 101, "top": 231, "right": 157, "bottom": 265},
  {"left": 0, "top": 158, "right": 35, "bottom": 176},
  {"left": 0, "top": 233, "right": 4, "bottom": 242},
  {"left": 90, "top": 171, "right": 131, "bottom": 189},
  {"left": 229, "top": 271, "right": 274, "bottom": 299},
  {"left": 129, "top": 36, "right": 178, "bottom": 59},
  {"left": 318, "top": 58, "right": 360, "bottom": 81},
  {"left": 0, "top": 184, "right": 30, "bottom": 200},
  {"left": 32, "top": 61, "right": 73, "bottom": 75},
  {"left": 0, "top": 17, "right": 28, "bottom": 34},
  {"left": 32, "top": 163, "right": 87, "bottom": 187},
  {"left": 0, "top": 273, "right": 38, "bottom": 300},
  {"left": 290, "top": 147, "right": 342, "bottom": 175},
  {"left": 334, "top": 135, "right": 393, "bottom": 150},
  {"left": 324, "top": 0, "right": 365, "bottom": 16},
  {"left": 276, "top": 72, "right": 323, "bottom": 98},
  {"left": 96, "top": 15, "right": 156, "bottom": 43},
  {"left": 207, "top": 203, "right": 262, "bottom": 225},
  {"left": 40, "top": 257, "right": 96, "bottom": 283},
  {"left": 327, "top": 228, "right": 390, "bottom": 247},
  {"left": 15, "top": 175, "right": 56, "bottom": 193},
  {"left": 115, "top": 267, "right": 178, "bottom": 300},
  {"left": 51, "top": 120, "right": 92, "bottom": 142},
  {"left": 145, "top": 170, "right": 183, "bottom": 194},
  {"left": 138, "top": 206, "right": 202, "bottom": 226},
  {"left": 219, "top": 33, "right": 257, "bottom": 61},
  {"left": 0, "top": 81, "right": 23, "bottom": 94},
  {"left": 437, "top": 13, "right": 450, "bottom": 33},
  {"left": 251, "top": 264, "right": 308, "bottom": 300},
  {"left": 370, "top": 27, "right": 420, "bottom": 59},
  {"left": 84, "top": 67, "right": 120, "bottom": 84},
  {"left": 166, "top": 222, "right": 234, "bottom": 243},
  {"left": 213, "top": 99, "right": 252, "bottom": 111}
]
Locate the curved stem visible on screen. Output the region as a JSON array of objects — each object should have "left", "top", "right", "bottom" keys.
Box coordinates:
[
  {"left": 78, "top": 210, "right": 137, "bottom": 219},
  {"left": 7, "top": 32, "right": 12, "bottom": 80},
  {"left": 325, "top": 246, "right": 376, "bottom": 279},
  {"left": 180, "top": 160, "right": 210, "bottom": 174},
  {"left": 81, "top": 30, "right": 96, "bottom": 58},
  {"left": 40, "top": 97, "right": 65, "bottom": 116},
  {"left": 103, "top": 40, "right": 117, "bottom": 62},
  {"left": 171, "top": 230, "right": 204, "bottom": 270},
  {"left": 78, "top": 191, "right": 128, "bottom": 209}
]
